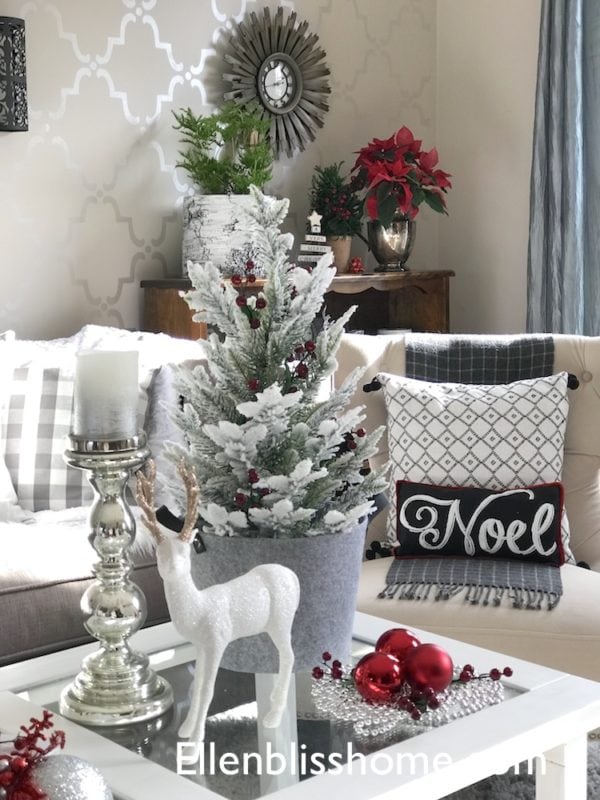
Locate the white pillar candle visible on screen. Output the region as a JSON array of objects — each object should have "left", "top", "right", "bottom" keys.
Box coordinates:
[{"left": 73, "top": 350, "right": 139, "bottom": 439}]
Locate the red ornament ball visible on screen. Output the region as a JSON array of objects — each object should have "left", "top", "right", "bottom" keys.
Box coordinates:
[
  {"left": 352, "top": 652, "right": 404, "bottom": 704},
  {"left": 375, "top": 628, "right": 421, "bottom": 663},
  {"left": 403, "top": 644, "right": 454, "bottom": 693}
]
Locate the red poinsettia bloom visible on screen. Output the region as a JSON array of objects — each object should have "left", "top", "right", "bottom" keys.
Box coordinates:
[{"left": 352, "top": 126, "right": 452, "bottom": 227}]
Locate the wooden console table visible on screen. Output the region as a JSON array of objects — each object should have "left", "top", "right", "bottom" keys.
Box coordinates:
[{"left": 140, "top": 270, "right": 454, "bottom": 340}]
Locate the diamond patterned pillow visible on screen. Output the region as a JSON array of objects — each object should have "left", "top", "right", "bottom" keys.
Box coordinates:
[{"left": 379, "top": 371, "right": 574, "bottom": 563}]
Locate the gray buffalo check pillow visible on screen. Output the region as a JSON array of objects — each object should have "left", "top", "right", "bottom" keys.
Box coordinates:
[
  {"left": 1, "top": 365, "right": 149, "bottom": 512},
  {"left": 379, "top": 371, "right": 575, "bottom": 564},
  {"left": 1, "top": 367, "right": 91, "bottom": 511}
]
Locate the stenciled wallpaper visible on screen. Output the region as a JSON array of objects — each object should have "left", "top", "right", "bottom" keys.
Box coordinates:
[{"left": 0, "top": 0, "right": 437, "bottom": 338}]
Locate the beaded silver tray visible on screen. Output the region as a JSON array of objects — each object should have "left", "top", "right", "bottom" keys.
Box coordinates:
[{"left": 311, "top": 668, "right": 505, "bottom": 738}]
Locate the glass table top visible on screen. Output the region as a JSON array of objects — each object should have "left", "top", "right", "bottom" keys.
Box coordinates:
[{"left": 35, "top": 637, "right": 520, "bottom": 800}]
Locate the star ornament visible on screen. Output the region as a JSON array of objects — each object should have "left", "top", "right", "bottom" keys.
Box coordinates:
[{"left": 308, "top": 210, "right": 323, "bottom": 233}]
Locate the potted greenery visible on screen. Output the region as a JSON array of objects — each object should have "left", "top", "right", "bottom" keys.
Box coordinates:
[
  {"left": 164, "top": 187, "right": 386, "bottom": 672},
  {"left": 173, "top": 102, "right": 274, "bottom": 277},
  {"left": 309, "top": 162, "right": 362, "bottom": 273},
  {"left": 351, "top": 126, "right": 452, "bottom": 270}
]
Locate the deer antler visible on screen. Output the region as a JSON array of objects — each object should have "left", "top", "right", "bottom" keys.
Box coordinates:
[
  {"left": 136, "top": 458, "right": 165, "bottom": 545},
  {"left": 177, "top": 459, "right": 200, "bottom": 543}
]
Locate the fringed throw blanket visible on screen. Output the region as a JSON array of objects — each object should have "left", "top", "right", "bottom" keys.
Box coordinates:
[
  {"left": 381, "top": 334, "right": 565, "bottom": 610},
  {"left": 381, "top": 558, "right": 562, "bottom": 611}
]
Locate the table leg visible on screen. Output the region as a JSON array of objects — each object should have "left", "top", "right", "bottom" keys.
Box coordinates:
[
  {"left": 536, "top": 736, "right": 587, "bottom": 800},
  {"left": 255, "top": 673, "right": 299, "bottom": 795}
]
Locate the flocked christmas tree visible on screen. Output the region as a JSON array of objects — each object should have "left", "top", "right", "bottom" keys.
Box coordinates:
[{"left": 166, "top": 186, "right": 386, "bottom": 538}]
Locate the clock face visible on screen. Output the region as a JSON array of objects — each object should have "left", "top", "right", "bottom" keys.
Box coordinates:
[{"left": 258, "top": 54, "right": 301, "bottom": 114}]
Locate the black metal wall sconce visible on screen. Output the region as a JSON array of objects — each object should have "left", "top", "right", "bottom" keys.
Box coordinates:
[{"left": 0, "top": 17, "right": 28, "bottom": 131}]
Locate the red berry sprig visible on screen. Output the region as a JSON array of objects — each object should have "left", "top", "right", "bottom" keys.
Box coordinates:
[
  {"left": 457, "top": 664, "right": 513, "bottom": 684},
  {"left": 0, "top": 711, "right": 65, "bottom": 799},
  {"left": 312, "top": 651, "right": 348, "bottom": 682}
]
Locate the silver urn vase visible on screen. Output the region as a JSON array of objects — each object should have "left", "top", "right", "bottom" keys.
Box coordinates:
[{"left": 367, "top": 213, "right": 416, "bottom": 271}]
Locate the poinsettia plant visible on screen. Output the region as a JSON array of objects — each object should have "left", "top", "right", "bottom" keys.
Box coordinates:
[{"left": 352, "top": 126, "right": 452, "bottom": 227}]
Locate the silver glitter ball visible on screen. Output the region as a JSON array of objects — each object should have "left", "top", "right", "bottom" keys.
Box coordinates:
[{"left": 29, "top": 755, "right": 113, "bottom": 800}]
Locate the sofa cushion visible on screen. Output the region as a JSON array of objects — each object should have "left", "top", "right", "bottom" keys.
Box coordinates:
[
  {"left": 0, "top": 449, "right": 17, "bottom": 505},
  {"left": 554, "top": 334, "right": 600, "bottom": 458},
  {"left": 0, "top": 451, "right": 33, "bottom": 523},
  {"left": 561, "top": 453, "right": 600, "bottom": 569},
  {"left": 358, "top": 557, "right": 600, "bottom": 681}
]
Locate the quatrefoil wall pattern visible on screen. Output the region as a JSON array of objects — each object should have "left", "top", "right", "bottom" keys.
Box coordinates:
[{"left": 0, "top": 0, "right": 437, "bottom": 338}]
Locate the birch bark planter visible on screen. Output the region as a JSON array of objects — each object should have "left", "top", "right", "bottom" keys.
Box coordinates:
[
  {"left": 190, "top": 519, "right": 367, "bottom": 673},
  {"left": 181, "top": 194, "right": 255, "bottom": 277}
]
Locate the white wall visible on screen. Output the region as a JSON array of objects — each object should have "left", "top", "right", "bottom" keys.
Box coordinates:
[
  {"left": 0, "top": 0, "right": 437, "bottom": 338},
  {"left": 437, "top": 0, "right": 542, "bottom": 333},
  {"left": 0, "top": 1, "right": 544, "bottom": 337}
]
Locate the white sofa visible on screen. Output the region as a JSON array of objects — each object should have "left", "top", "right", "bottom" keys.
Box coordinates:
[
  {"left": 2, "top": 326, "right": 600, "bottom": 683},
  {"left": 336, "top": 333, "right": 600, "bottom": 682}
]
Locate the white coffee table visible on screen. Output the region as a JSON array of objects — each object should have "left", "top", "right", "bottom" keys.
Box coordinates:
[{"left": 0, "top": 611, "right": 598, "bottom": 800}]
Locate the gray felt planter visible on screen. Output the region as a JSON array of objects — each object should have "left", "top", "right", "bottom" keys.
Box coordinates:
[{"left": 190, "top": 520, "right": 367, "bottom": 673}]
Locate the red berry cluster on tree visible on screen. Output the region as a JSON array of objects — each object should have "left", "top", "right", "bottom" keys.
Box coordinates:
[
  {"left": 282, "top": 339, "right": 318, "bottom": 393},
  {"left": 337, "top": 428, "right": 366, "bottom": 457},
  {"left": 230, "top": 260, "right": 266, "bottom": 330},
  {"left": 0, "top": 711, "right": 65, "bottom": 799},
  {"left": 232, "top": 469, "right": 271, "bottom": 512}
]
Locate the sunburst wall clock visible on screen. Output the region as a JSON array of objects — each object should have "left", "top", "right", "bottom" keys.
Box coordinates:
[{"left": 223, "top": 7, "right": 330, "bottom": 158}]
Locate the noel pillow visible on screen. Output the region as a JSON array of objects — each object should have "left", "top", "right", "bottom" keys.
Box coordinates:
[
  {"left": 379, "top": 371, "right": 575, "bottom": 563},
  {"left": 396, "top": 480, "right": 565, "bottom": 566}
]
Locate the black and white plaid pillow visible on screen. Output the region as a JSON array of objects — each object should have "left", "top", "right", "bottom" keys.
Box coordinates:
[{"left": 1, "top": 365, "right": 149, "bottom": 512}]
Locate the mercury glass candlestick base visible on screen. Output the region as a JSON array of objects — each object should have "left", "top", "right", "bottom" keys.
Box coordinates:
[{"left": 60, "top": 433, "right": 173, "bottom": 726}]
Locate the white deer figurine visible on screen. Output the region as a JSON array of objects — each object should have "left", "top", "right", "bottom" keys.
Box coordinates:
[{"left": 136, "top": 459, "right": 300, "bottom": 746}]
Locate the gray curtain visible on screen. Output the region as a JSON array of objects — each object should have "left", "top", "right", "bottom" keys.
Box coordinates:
[{"left": 527, "top": 0, "right": 600, "bottom": 334}]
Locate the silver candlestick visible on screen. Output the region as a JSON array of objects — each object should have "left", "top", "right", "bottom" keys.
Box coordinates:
[{"left": 60, "top": 432, "right": 173, "bottom": 726}]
